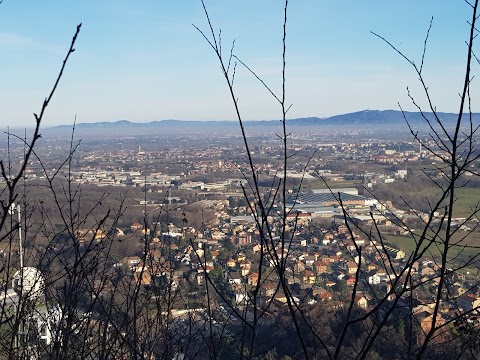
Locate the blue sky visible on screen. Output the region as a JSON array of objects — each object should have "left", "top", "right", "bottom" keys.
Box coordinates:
[{"left": 0, "top": 1, "right": 477, "bottom": 127}]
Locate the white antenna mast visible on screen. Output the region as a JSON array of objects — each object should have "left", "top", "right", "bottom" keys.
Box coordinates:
[{"left": 9, "top": 203, "right": 23, "bottom": 269}]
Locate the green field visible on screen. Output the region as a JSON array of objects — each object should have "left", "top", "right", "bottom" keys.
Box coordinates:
[
  {"left": 450, "top": 187, "right": 480, "bottom": 217},
  {"left": 385, "top": 232, "right": 480, "bottom": 261},
  {"left": 389, "top": 185, "right": 480, "bottom": 218}
]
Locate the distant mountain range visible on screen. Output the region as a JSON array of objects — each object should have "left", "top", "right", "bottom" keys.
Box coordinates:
[
  {"left": 43, "top": 110, "right": 480, "bottom": 138},
  {"left": 287, "top": 110, "right": 480, "bottom": 126},
  {"left": 50, "top": 110, "right": 480, "bottom": 129}
]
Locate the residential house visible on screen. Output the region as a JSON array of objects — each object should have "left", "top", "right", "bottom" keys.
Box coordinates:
[
  {"left": 240, "top": 264, "right": 251, "bottom": 277},
  {"left": 239, "top": 259, "right": 250, "bottom": 268},
  {"left": 354, "top": 294, "right": 368, "bottom": 309},
  {"left": 313, "top": 287, "right": 332, "bottom": 301},
  {"left": 247, "top": 272, "right": 259, "bottom": 286},
  {"left": 346, "top": 276, "right": 356, "bottom": 286},
  {"left": 210, "top": 249, "right": 219, "bottom": 260},
  {"left": 458, "top": 293, "right": 480, "bottom": 312},
  {"left": 227, "top": 259, "right": 236, "bottom": 268},
  {"left": 302, "top": 270, "right": 316, "bottom": 285},
  {"left": 421, "top": 267, "right": 435, "bottom": 276},
  {"left": 121, "top": 256, "right": 141, "bottom": 270},
  {"left": 367, "top": 264, "right": 378, "bottom": 272},
  {"left": 227, "top": 271, "right": 242, "bottom": 285},
  {"left": 322, "top": 237, "right": 331, "bottom": 246},
  {"left": 260, "top": 282, "right": 276, "bottom": 298},
  {"left": 347, "top": 262, "right": 358, "bottom": 275},
  {"left": 313, "top": 261, "right": 328, "bottom": 275},
  {"left": 211, "top": 231, "right": 226, "bottom": 240},
  {"left": 131, "top": 222, "right": 143, "bottom": 232},
  {"left": 417, "top": 311, "right": 446, "bottom": 344},
  {"left": 304, "top": 255, "right": 316, "bottom": 267},
  {"left": 346, "top": 242, "right": 357, "bottom": 252},
  {"left": 368, "top": 273, "right": 382, "bottom": 285},
  {"left": 134, "top": 271, "right": 151, "bottom": 286},
  {"left": 232, "top": 284, "right": 247, "bottom": 306},
  {"left": 196, "top": 273, "right": 205, "bottom": 286},
  {"left": 293, "top": 260, "right": 306, "bottom": 273}
]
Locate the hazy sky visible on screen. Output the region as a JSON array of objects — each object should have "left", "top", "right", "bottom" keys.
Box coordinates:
[{"left": 0, "top": 1, "right": 477, "bottom": 127}]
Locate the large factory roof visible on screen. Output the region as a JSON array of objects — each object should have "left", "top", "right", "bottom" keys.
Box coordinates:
[{"left": 287, "top": 192, "right": 367, "bottom": 206}]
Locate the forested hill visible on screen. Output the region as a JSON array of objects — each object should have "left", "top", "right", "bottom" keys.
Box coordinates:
[{"left": 287, "top": 110, "right": 480, "bottom": 126}]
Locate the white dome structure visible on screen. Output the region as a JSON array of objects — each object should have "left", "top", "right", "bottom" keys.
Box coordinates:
[{"left": 12, "top": 267, "right": 45, "bottom": 299}]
